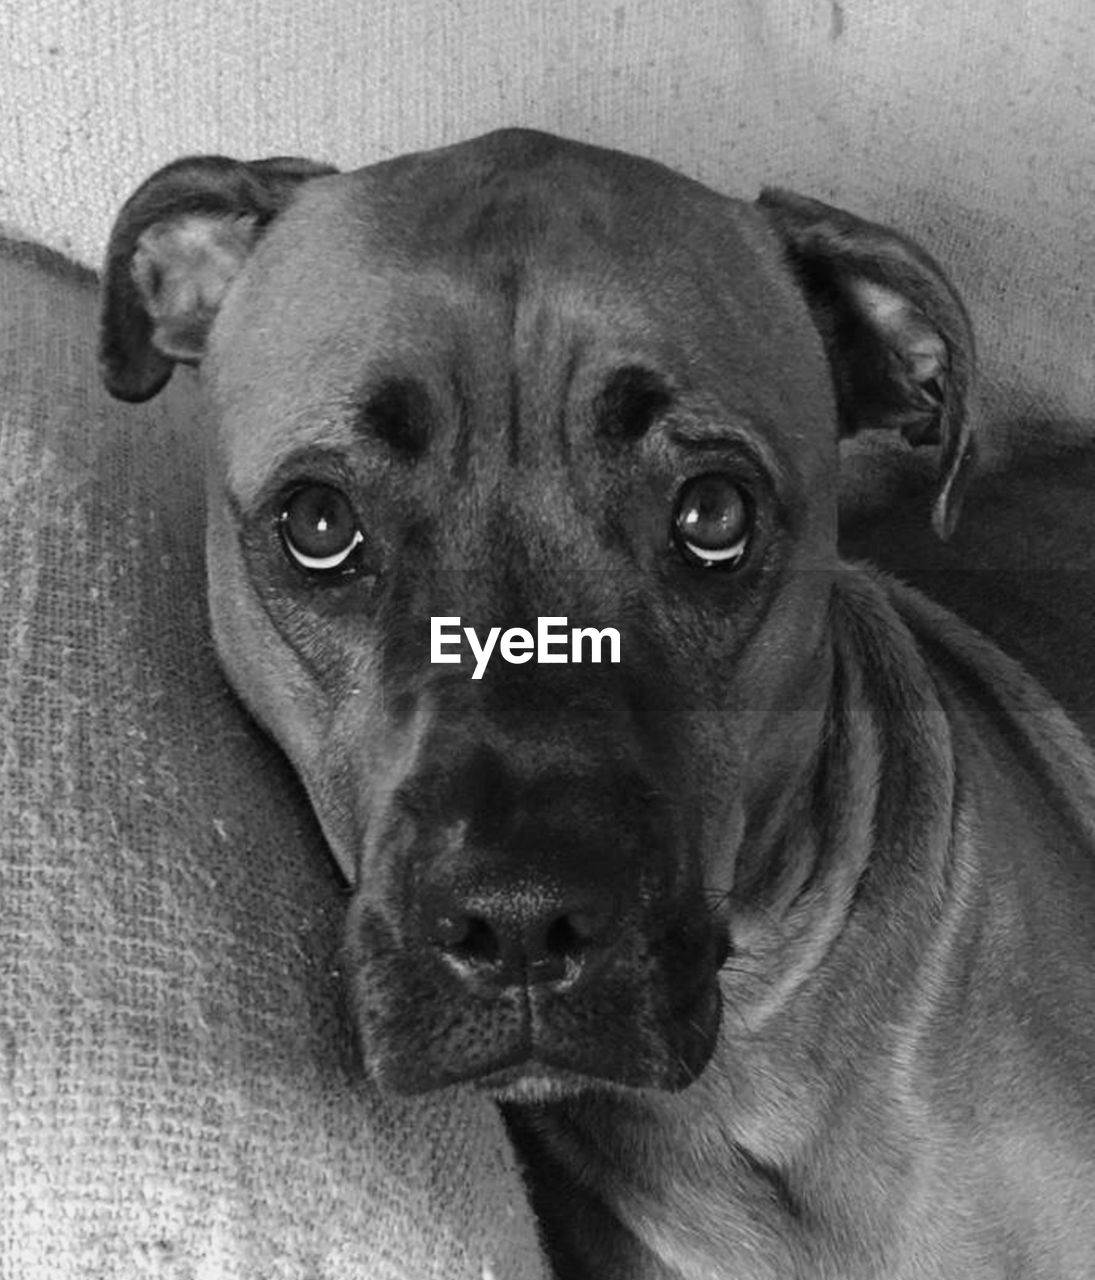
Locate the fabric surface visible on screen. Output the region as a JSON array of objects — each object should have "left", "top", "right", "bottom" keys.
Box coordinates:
[
  {"left": 0, "top": 0, "right": 1093, "bottom": 440},
  {"left": 0, "top": 239, "right": 547, "bottom": 1279}
]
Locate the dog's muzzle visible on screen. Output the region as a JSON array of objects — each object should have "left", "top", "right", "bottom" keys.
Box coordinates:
[{"left": 347, "top": 733, "right": 728, "bottom": 1097}]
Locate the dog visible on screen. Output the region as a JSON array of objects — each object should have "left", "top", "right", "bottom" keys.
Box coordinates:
[{"left": 99, "top": 129, "right": 1095, "bottom": 1278}]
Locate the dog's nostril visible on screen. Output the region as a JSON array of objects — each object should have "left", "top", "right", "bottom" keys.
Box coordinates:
[
  {"left": 444, "top": 914, "right": 501, "bottom": 967},
  {"left": 426, "top": 890, "right": 616, "bottom": 993},
  {"left": 544, "top": 911, "right": 598, "bottom": 957}
]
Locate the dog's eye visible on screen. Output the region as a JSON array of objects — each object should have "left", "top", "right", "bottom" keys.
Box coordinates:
[
  {"left": 673, "top": 474, "right": 751, "bottom": 569},
  {"left": 278, "top": 484, "right": 364, "bottom": 574}
]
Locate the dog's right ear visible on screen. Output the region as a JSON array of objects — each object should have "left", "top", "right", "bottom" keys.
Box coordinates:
[
  {"left": 100, "top": 154, "right": 337, "bottom": 403},
  {"left": 758, "top": 189, "right": 977, "bottom": 540}
]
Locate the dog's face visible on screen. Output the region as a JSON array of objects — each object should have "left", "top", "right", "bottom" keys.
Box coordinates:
[{"left": 100, "top": 130, "right": 975, "bottom": 1097}]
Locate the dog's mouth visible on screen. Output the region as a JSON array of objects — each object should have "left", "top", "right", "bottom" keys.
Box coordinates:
[
  {"left": 470, "top": 1062, "right": 610, "bottom": 1104},
  {"left": 347, "top": 901, "right": 725, "bottom": 1096}
]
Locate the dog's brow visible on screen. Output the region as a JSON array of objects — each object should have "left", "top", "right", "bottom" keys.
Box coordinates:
[
  {"left": 667, "top": 416, "right": 787, "bottom": 479},
  {"left": 354, "top": 377, "right": 432, "bottom": 457},
  {"left": 595, "top": 366, "right": 674, "bottom": 441}
]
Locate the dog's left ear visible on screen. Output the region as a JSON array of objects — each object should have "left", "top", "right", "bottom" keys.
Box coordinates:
[
  {"left": 100, "top": 154, "right": 338, "bottom": 403},
  {"left": 758, "top": 189, "right": 976, "bottom": 539}
]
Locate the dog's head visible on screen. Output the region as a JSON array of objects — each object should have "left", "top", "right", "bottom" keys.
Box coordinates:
[{"left": 101, "top": 129, "right": 975, "bottom": 1097}]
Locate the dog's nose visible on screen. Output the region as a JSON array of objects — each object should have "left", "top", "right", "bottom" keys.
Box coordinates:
[{"left": 423, "top": 882, "right": 619, "bottom": 994}]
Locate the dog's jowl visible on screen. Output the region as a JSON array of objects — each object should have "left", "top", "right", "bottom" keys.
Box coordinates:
[{"left": 100, "top": 130, "right": 1095, "bottom": 1278}]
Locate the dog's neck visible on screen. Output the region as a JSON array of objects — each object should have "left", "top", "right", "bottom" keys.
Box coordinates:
[
  {"left": 506, "top": 565, "right": 964, "bottom": 1278},
  {"left": 717, "top": 566, "right": 959, "bottom": 1043}
]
